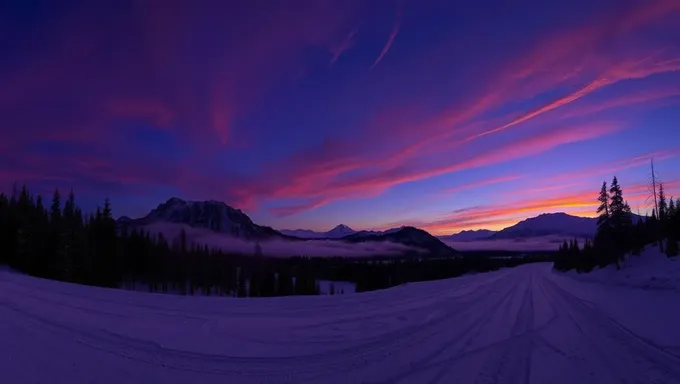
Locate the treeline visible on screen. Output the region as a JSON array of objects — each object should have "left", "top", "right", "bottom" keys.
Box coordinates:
[
  {"left": 554, "top": 177, "right": 680, "bottom": 272},
  {"left": 1, "top": 186, "right": 551, "bottom": 297},
  {"left": 289, "top": 253, "right": 553, "bottom": 293},
  {"left": 0, "top": 186, "right": 321, "bottom": 297}
]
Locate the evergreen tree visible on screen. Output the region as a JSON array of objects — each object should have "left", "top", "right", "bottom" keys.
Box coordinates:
[
  {"left": 15, "top": 185, "right": 36, "bottom": 272},
  {"left": 658, "top": 183, "right": 667, "bottom": 224},
  {"left": 596, "top": 181, "right": 610, "bottom": 229},
  {"left": 0, "top": 193, "right": 8, "bottom": 265},
  {"left": 1, "top": 185, "right": 563, "bottom": 297},
  {"left": 631, "top": 217, "right": 645, "bottom": 256},
  {"left": 49, "top": 189, "right": 65, "bottom": 279},
  {"left": 607, "top": 177, "right": 632, "bottom": 268},
  {"left": 237, "top": 268, "right": 248, "bottom": 297},
  {"left": 276, "top": 268, "right": 294, "bottom": 296},
  {"left": 666, "top": 233, "right": 679, "bottom": 258},
  {"left": 33, "top": 195, "right": 50, "bottom": 276}
]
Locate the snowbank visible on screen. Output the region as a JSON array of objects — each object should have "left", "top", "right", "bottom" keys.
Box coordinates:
[{"left": 561, "top": 246, "right": 680, "bottom": 292}]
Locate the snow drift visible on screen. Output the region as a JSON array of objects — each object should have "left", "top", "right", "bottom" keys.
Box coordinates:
[{"left": 561, "top": 245, "right": 680, "bottom": 292}]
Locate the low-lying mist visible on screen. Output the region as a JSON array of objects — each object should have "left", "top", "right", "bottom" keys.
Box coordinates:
[
  {"left": 442, "top": 235, "right": 567, "bottom": 252},
  {"left": 142, "top": 222, "right": 423, "bottom": 257}
]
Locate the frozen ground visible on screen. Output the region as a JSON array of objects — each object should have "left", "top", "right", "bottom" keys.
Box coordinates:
[{"left": 2, "top": 260, "right": 680, "bottom": 383}]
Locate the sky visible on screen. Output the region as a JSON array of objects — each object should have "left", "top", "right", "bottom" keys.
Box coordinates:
[{"left": 1, "top": 0, "right": 680, "bottom": 236}]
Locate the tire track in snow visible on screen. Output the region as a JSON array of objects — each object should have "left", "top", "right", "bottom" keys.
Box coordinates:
[
  {"left": 370, "top": 273, "right": 525, "bottom": 383},
  {"left": 543, "top": 275, "right": 680, "bottom": 384}
]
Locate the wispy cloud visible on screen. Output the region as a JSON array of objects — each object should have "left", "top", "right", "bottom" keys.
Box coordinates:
[
  {"left": 268, "top": 121, "right": 623, "bottom": 216},
  {"left": 440, "top": 175, "right": 524, "bottom": 195},
  {"left": 545, "top": 147, "right": 680, "bottom": 185},
  {"left": 330, "top": 29, "right": 357, "bottom": 65},
  {"left": 230, "top": 1, "right": 680, "bottom": 216},
  {"left": 2, "top": 0, "right": 679, "bottom": 227},
  {"left": 371, "top": 1, "right": 403, "bottom": 69}
]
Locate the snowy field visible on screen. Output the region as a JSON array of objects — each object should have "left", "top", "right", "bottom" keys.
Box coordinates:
[{"left": 2, "top": 260, "right": 680, "bottom": 383}]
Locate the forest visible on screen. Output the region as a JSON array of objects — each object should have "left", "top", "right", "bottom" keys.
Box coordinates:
[
  {"left": 1, "top": 185, "right": 551, "bottom": 297},
  {"left": 554, "top": 176, "right": 680, "bottom": 272}
]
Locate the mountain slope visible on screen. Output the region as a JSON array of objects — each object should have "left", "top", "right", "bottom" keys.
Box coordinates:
[
  {"left": 117, "top": 197, "right": 291, "bottom": 240},
  {"left": 439, "top": 229, "right": 497, "bottom": 242},
  {"left": 491, "top": 212, "right": 597, "bottom": 239},
  {"left": 342, "top": 226, "right": 457, "bottom": 256},
  {"left": 280, "top": 224, "right": 356, "bottom": 239}
]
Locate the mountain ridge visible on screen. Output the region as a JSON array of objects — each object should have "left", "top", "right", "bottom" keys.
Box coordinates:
[
  {"left": 439, "top": 229, "right": 498, "bottom": 242},
  {"left": 117, "top": 197, "right": 293, "bottom": 241},
  {"left": 117, "top": 198, "right": 456, "bottom": 256},
  {"left": 280, "top": 224, "right": 356, "bottom": 239}
]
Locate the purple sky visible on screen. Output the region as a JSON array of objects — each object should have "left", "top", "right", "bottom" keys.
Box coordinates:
[{"left": 1, "top": 0, "right": 680, "bottom": 235}]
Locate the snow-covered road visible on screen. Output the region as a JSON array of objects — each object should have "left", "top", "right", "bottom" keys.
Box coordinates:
[{"left": 2, "top": 263, "right": 680, "bottom": 383}]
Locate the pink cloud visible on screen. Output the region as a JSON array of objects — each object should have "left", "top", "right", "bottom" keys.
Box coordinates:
[
  {"left": 2, "top": 0, "right": 360, "bottom": 149},
  {"left": 371, "top": 1, "right": 403, "bottom": 69},
  {"left": 3, "top": 0, "right": 679, "bottom": 221},
  {"left": 330, "top": 29, "right": 357, "bottom": 65},
  {"left": 241, "top": 0, "right": 680, "bottom": 215},
  {"left": 267, "top": 121, "right": 623, "bottom": 216}
]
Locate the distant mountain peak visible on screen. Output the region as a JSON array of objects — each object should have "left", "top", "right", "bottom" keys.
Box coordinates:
[
  {"left": 537, "top": 212, "right": 569, "bottom": 217},
  {"left": 438, "top": 229, "right": 497, "bottom": 242},
  {"left": 333, "top": 224, "right": 352, "bottom": 231},
  {"left": 118, "top": 197, "right": 285, "bottom": 240},
  {"left": 491, "top": 212, "right": 596, "bottom": 240},
  {"left": 341, "top": 226, "right": 457, "bottom": 256}
]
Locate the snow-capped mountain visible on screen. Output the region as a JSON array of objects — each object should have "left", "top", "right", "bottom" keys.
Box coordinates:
[
  {"left": 342, "top": 226, "right": 458, "bottom": 256},
  {"left": 280, "top": 224, "right": 356, "bottom": 239},
  {"left": 439, "top": 229, "right": 497, "bottom": 242},
  {"left": 117, "top": 197, "right": 289, "bottom": 240},
  {"left": 491, "top": 212, "right": 597, "bottom": 239}
]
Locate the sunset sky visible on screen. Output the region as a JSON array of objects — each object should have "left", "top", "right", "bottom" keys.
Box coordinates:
[{"left": 1, "top": 0, "right": 680, "bottom": 235}]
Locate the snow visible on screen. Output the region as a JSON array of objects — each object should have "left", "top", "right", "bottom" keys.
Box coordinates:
[
  {"left": 562, "top": 246, "right": 680, "bottom": 292},
  {"left": 2, "top": 262, "right": 680, "bottom": 383}
]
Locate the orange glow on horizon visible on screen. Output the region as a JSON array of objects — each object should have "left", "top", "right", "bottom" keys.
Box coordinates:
[{"left": 423, "top": 179, "right": 680, "bottom": 236}]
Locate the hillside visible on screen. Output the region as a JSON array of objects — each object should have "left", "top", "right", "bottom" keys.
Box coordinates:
[
  {"left": 491, "top": 212, "right": 597, "bottom": 239},
  {"left": 118, "top": 197, "right": 294, "bottom": 241},
  {"left": 439, "top": 229, "right": 497, "bottom": 242},
  {"left": 280, "top": 224, "right": 356, "bottom": 239},
  {"left": 342, "top": 226, "right": 458, "bottom": 256}
]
